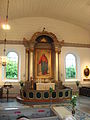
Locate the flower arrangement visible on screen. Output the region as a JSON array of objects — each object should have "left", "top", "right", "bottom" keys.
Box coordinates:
[
  {"left": 49, "top": 87, "right": 53, "bottom": 108},
  {"left": 49, "top": 87, "right": 53, "bottom": 93},
  {"left": 70, "top": 95, "right": 77, "bottom": 116}
]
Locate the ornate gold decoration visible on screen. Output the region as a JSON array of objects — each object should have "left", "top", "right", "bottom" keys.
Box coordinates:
[
  {"left": 41, "top": 38, "right": 47, "bottom": 42},
  {"left": 84, "top": 66, "right": 89, "bottom": 78}
]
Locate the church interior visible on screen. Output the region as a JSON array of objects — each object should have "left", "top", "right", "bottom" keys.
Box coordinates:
[{"left": 0, "top": 0, "right": 90, "bottom": 120}]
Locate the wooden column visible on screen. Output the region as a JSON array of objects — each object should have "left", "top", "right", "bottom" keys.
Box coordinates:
[
  {"left": 54, "top": 46, "right": 59, "bottom": 81},
  {"left": 25, "top": 48, "right": 34, "bottom": 81},
  {"left": 54, "top": 46, "right": 61, "bottom": 81},
  {"left": 58, "top": 50, "right": 61, "bottom": 81},
  {"left": 30, "top": 48, "right": 34, "bottom": 79},
  {"left": 55, "top": 51, "right": 58, "bottom": 81},
  {"left": 25, "top": 48, "right": 29, "bottom": 81}
]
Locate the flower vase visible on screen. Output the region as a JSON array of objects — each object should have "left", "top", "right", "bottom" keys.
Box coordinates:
[{"left": 72, "top": 107, "right": 75, "bottom": 116}]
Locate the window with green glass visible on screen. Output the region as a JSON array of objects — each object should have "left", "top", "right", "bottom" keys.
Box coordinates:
[
  {"left": 6, "top": 52, "right": 18, "bottom": 79},
  {"left": 65, "top": 54, "right": 76, "bottom": 79}
]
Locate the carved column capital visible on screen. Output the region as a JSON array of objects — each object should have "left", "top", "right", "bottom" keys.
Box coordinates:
[
  {"left": 55, "top": 47, "right": 61, "bottom": 53},
  {"left": 23, "top": 38, "right": 29, "bottom": 48},
  {"left": 54, "top": 43, "right": 61, "bottom": 53},
  {"left": 29, "top": 41, "right": 36, "bottom": 52},
  {"left": 26, "top": 48, "right": 29, "bottom": 53},
  {"left": 29, "top": 48, "right": 34, "bottom": 52}
]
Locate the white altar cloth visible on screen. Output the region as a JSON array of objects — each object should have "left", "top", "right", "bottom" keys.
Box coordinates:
[{"left": 36, "top": 83, "right": 55, "bottom": 90}]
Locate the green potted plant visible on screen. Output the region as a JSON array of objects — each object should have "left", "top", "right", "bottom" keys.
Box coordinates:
[
  {"left": 49, "top": 87, "right": 53, "bottom": 108},
  {"left": 76, "top": 80, "right": 80, "bottom": 96},
  {"left": 70, "top": 95, "right": 77, "bottom": 116},
  {"left": 49, "top": 87, "right": 53, "bottom": 93}
]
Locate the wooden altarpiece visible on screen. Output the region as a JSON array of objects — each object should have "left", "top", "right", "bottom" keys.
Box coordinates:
[{"left": 23, "top": 29, "right": 63, "bottom": 82}]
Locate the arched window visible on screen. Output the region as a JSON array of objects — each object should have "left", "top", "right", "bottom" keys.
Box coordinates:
[
  {"left": 6, "top": 52, "right": 18, "bottom": 79},
  {"left": 65, "top": 54, "right": 76, "bottom": 79}
]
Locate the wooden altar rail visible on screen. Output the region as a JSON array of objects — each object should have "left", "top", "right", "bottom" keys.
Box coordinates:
[
  {"left": 18, "top": 88, "right": 72, "bottom": 103},
  {"left": 17, "top": 96, "right": 71, "bottom": 103}
]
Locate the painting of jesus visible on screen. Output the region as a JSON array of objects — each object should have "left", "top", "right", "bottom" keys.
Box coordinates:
[
  {"left": 38, "top": 54, "right": 48, "bottom": 75},
  {"left": 35, "top": 49, "right": 51, "bottom": 78}
]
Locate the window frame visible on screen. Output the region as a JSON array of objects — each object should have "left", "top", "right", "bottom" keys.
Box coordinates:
[
  {"left": 6, "top": 51, "right": 19, "bottom": 80},
  {"left": 65, "top": 53, "right": 77, "bottom": 81},
  {"left": 2, "top": 51, "right": 20, "bottom": 82}
]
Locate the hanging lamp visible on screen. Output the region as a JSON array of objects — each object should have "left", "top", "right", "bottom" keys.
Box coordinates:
[
  {"left": 1, "top": 0, "right": 11, "bottom": 30},
  {"left": 2, "top": 38, "right": 7, "bottom": 66}
]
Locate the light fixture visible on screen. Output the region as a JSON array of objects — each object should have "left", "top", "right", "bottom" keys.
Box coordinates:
[
  {"left": 1, "top": 0, "right": 11, "bottom": 30},
  {"left": 1, "top": 38, "right": 7, "bottom": 66}
]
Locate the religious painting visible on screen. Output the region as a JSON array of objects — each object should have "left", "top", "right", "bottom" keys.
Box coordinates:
[
  {"left": 35, "top": 49, "right": 51, "bottom": 78},
  {"left": 84, "top": 66, "right": 89, "bottom": 78}
]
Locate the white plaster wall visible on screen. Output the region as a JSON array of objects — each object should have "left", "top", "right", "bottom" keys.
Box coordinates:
[
  {"left": 61, "top": 47, "right": 90, "bottom": 88},
  {"left": 0, "top": 44, "right": 25, "bottom": 96},
  {"left": 0, "top": 17, "right": 90, "bottom": 96},
  {"left": 0, "top": 17, "right": 90, "bottom": 44},
  {"left": 0, "top": 45, "right": 90, "bottom": 96}
]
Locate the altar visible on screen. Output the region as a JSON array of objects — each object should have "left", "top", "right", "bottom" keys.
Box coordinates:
[
  {"left": 17, "top": 30, "right": 72, "bottom": 104},
  {"left": 36, "top": 83, "right": 55, "bottom": 90}
]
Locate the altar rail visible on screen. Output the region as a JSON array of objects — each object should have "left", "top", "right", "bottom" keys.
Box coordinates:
[{"left": 19, "top": 88, "right": 72, "bottom": 103}]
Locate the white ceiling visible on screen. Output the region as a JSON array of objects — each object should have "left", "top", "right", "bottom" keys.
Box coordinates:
[{"left": 0, "top": 0, "right": 90, "bottom": 31}]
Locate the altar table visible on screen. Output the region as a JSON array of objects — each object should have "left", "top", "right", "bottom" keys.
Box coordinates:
[{"left": 36, "top": 83, "right": 55, "bottom": 90}]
